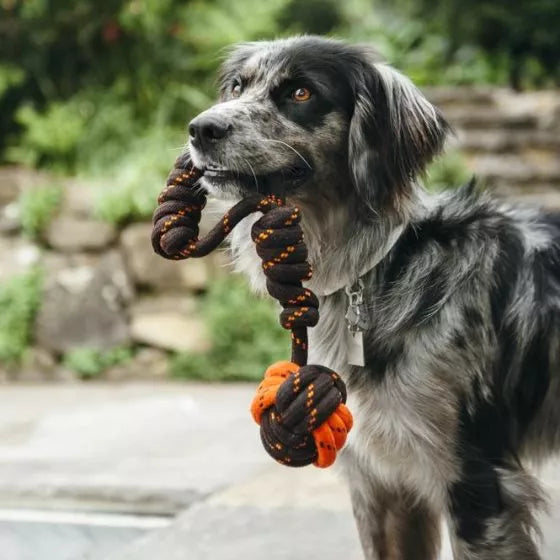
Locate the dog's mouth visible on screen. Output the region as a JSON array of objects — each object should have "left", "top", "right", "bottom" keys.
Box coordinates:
[{"left": 201, "top": 162, "right": 312, "bottom": 197}]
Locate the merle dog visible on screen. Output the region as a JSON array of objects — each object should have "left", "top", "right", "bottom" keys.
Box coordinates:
[{"left": 186, "top": 36, "right": 558, "bottom": 559}]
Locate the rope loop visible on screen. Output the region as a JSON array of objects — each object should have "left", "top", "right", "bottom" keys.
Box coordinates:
[{"left": 151, "top": 157, "right": 204, "bottom": 259}]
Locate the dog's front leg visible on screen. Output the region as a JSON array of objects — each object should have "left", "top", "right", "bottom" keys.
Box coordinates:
[
  {"left": 343, "top": 449, "right": 441, "bottom": 560},
  {"left": 446, "top": 463, "right": 544, "bottom": 560}
]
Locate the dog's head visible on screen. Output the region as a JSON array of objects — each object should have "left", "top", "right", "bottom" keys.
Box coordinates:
[{"left": 188, "top": 36, "right": 449, "bottom": 217}]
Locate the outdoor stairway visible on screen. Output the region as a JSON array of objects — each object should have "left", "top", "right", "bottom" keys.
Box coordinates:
[{"left": 425, "top": 87, "right": 560, "bottom": 202}]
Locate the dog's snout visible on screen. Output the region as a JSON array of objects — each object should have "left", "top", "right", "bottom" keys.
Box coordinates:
[{"left": 188, "top": 115, "right": 232, "bottom": 150}]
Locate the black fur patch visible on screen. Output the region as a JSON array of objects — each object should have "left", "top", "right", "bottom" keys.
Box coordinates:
[
  {"left": 449, "top": 455, "right": 503, "bottom": 543},
  {"left": 491, "top": 221, "right": 552, "bottom": 445},
  {"left": 513, "top": 328, "right": 550, "bottom": 432},
  {"left": 489, "top": 223, "right": 524, "bottom": 333},
  {"left": 363, "top": 337, "right": 405, "bottom": 380},
  {"left": 464, "top": 306, "right": 484, "bottom": 330},
  {"left": 450, "top": 392, "right": 507, "bottom": 543}
]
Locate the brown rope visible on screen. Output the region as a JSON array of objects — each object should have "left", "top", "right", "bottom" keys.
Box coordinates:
[{"left": 152, "top": 153, "right": 353, "bottom": 468}]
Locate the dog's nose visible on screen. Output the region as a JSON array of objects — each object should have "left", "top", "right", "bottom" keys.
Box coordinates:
[{"left": 188, "top": 115, "right": 232, "bottom": 150}]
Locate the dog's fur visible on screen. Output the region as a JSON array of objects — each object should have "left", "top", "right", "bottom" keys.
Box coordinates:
[{"left": 187, "top": 36, "right": 560, "bottom": 559}]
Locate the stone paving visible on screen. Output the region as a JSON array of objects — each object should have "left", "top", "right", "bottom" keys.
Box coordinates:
[
  {"left": 0, "top": 382, "right": 266, "bottom": 515},
  {"left": 0, "top": 382, "right": 558, "bottom": 560}
]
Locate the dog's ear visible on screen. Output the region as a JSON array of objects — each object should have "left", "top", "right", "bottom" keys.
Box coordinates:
[{"left": 348, "top": 57, "right": 450, "bottom": 212}]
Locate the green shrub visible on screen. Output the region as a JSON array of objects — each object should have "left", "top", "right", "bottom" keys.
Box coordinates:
[
  {"left": 0, "top": 268, "right": 43, "bottom": 366},
  {"left": 93, "top": 125, "right": 184, "bottom": 225},
  {"left": 62, "top": 346, "right": 134, "bottom": 380},
  {"left": 384, "top": 0, "right": 560, "bottom": 89},
  {"left": 171, "top": 276, "right": 289, "bottom": 382},
  {"left": 424, "top": 150, "right": 472, "bottom": 192},
  {"left": 2, "top": 0, "right": 526, "bottom": 189},
  {"left": 6, "top": 101, "right": 89, "bottom": 170},
  {"left": 18, "top": 184, "right": 63, "bottom": 240},
  {"left": 339, "top": 0, "right": 510, "bottom": 87},
  {"left": 0, "top": 63, "right": 24, "bottom": 99}
]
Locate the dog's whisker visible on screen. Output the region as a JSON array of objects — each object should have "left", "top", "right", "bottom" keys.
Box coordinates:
[
  {"left": 242, "top": 157, "right": 259, "bottom": 193},
  {"left": 263, "top": 139, "right": 313, "bottom": 170}
]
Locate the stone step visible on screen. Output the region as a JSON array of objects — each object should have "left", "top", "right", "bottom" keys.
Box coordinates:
[
  {"left": 469, "top": 155, "right": 560, "bottom": 185},
  {"left": 105, "top": 463, "right": 560, "bottom": 560},
  {"left": 457, "top": 130, "right": 560, "bottom": 154},
  {"left": 509, "top": 192, "right": 560, "bottom": 210},
  {"left": 488, "top": 181, "right": 560, "bottom": 198},
  {"left": 0, "top": 508, "right": 168, "bottom": 560},
  {"left": 444, "top": 107, "right": 539, "bottom": 130},
  {"left": 105, "top": 504, "right": 364, "bottom": 560},
  {"left": 424, "top": 86, "right": 497, "bottom": 108}
]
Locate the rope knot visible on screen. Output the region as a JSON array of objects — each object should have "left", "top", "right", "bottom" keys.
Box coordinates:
[{"left": 250, "top": 361, "right": 353, "bottom": 468}]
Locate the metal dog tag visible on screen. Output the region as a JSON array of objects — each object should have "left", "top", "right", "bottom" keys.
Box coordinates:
[
  {"left": 345, "top": 304, "right": 370, "bottom": 331},
  {"left": 345, "top": 280, "right": 366, "bottom": 367},
  {"left": 346, "top": 329, "right": 365, "bottom": 367}
]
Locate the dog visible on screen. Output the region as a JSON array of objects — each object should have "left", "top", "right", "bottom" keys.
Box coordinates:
[{"left": 186, "top": 36, "right": 559, "bottom": 559}]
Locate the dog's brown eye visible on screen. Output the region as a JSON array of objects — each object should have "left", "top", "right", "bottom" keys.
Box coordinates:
[
  {"left": 232, "top": 83, "right": 242, "bottom": 98},
  {"left": 292, "top": 87, "right": 312, "bottom": 102}
]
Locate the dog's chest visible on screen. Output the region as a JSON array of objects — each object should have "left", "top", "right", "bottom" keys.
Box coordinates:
[
  {"left": 312, "top": 297, "right": 458, "bottom": 506},
  {"left": 346, "top": 386, "right": 456, "bottom": 506}
]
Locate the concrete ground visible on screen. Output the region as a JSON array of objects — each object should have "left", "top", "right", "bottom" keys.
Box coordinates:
[{"left": 0, "top": 382, "right": 558, "bottom": 560}]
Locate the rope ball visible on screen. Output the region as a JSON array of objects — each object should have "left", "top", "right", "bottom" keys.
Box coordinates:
[
  {"left": 251, "top": 361, "right": 353, "bottom": 468},
  {"left": 152, "top": 153, "right": 353, "bottom": 468}
]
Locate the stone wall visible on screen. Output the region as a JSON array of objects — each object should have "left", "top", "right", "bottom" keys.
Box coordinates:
[
  {"left": 0, "top": 167, "right": 228, "bottom": 381},
  {"left": 1, "top": 87, "right": 559, "bottom": 381}
]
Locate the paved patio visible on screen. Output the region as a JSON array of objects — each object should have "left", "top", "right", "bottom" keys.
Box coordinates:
[{"left": 0, "top": 382, "right": 558, "bottom": 560}]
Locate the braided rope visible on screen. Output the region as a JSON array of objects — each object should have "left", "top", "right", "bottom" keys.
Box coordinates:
[
  {"left": 250, "top": 362, "right": 353, "bottom": 467},
  {"left": 152, "top": 153, "right": 353, "bottom": 468}
]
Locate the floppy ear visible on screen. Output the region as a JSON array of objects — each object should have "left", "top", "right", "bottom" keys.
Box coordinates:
[{"left": 348, "top": 58, "right": 450, "bottom": 212}]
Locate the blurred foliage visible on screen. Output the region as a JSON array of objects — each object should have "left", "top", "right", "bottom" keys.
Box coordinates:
[
  {"left": 0, "top": 268, "right": 43, "bottom": 366},
  {"left": 0, "top": 0, "right": 202, "bottom": 171},
  {"left": 93, "top": 126, "right": 183, "bottom": 224},
  {"left": 0, "top": 64, "right": 25, "bottom": 99},
  {"left": 278, "top": 0, "right": 341, "bottom": 34},
  {"left": 18, "top": 184, "right": 63, "bottom": 240},
  {"left": 424, "top": 150, "right": 472, "bottom": 192},
  {"left": 62, "top": 346, "right": 134, "bottom": 379},
  {"left": 6, "top": 101, "right": 87, "bottom": 169},
  {"left": 386, "top": 0, "right": 560, "bottom": 89},
  {"left": 171, "top": 275, "right": 289, "bottom": 381},
  {"left": 0, "top": 0, "right": 557, "bottom": 222},
  {"left": 339, "top": 0, "right": 510, "bottom": 86},
  {"left": 3, "top": 1, "right": 557, "bottom": 171}
]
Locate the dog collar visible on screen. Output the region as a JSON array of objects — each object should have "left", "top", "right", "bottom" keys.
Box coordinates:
[
  {"left": 313, "top": 223, "right": 404, "bottom": 367},
  {"left": 314, "top": 224, "right": 405, "bottom": 297}
]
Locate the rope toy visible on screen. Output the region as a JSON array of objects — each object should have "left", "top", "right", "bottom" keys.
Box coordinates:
[{"left": 152, "top": 153, "right": 353, "bottom": 468}]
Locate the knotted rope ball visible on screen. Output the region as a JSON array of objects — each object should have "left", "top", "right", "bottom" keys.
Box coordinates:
[
  {"left": 152, "top": 154, "right": 353, "bottom": 468},
  {"left": 251, "top": 362, "right": 353, "bottom": 468}
]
